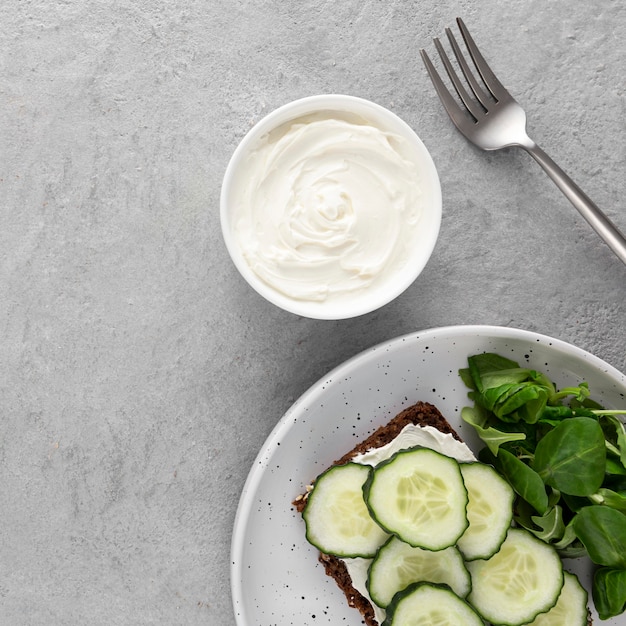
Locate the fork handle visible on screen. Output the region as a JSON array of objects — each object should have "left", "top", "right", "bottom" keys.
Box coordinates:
[{"left": 522, "top": 142, "right": 626, "bottom": 264}]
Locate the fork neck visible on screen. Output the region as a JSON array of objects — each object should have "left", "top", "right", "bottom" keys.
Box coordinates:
[{"left": 521, "top": 141, "right": 626, "bottom": 264}]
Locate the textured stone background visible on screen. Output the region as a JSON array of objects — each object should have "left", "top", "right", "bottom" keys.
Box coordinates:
[{"left": 1, "top": 1, "right": 625, "bottom": 624}]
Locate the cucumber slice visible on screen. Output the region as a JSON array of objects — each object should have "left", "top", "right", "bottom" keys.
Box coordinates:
[
  {"left": 381, "top": 582, "right": 483, "bottom": 626},
  {"left": 302, "top": 463, "right": 389, "bottom": 558},
  {"left": 466, "top": 527, "right": 564, "bottom": 625},
  {"left": 367, "top": 536, "right": 471, "bottom": 608},
  {"left": 364, "top": 447, "right": 469, "bottom": 550},
  {"left": 457, "top": 461, "right": 515, "bottom": 560},
  {"left": 522, "top": 571, "right": 588, "bottom": 626}
]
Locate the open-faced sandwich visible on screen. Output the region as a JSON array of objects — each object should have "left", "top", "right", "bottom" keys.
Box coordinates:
[{"left": 293, "top": 400, "right": 591, "bottom": 626}]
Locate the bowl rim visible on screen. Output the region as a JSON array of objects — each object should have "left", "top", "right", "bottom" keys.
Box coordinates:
[{"left": 220, "top": 94, "right": 442, "bottom": 320}]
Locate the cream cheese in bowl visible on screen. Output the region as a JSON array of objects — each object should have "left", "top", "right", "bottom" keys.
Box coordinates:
[{"left": 221, "top": 95, "right": 442, "bottom": 319}]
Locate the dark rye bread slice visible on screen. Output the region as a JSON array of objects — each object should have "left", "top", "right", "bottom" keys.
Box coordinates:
[{"left": 293, "top": 401, "right": 461, "bottom": 626}]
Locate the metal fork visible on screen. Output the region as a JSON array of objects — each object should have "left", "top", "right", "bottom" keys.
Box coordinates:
[{"left": 421, "top": 17, "right": 626, "bottom": 265}]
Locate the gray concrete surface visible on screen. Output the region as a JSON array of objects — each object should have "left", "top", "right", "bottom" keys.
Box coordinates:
[{"left": 1, "top": 1, "right": 625, "bottom": 624}]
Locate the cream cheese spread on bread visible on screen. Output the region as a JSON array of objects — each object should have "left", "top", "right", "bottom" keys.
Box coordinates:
[{"left": 351, "top": 423, "right": 476, "bottom": 466}]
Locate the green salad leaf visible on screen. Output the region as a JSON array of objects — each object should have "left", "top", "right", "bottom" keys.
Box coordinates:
[
  {"left": 492, "top": 447, "right": 549, "bottom": 515},
  {"left": 593, "top": 567, "right": 626, "bottom": 620},
  {"left": 533, "top": 417, "right": 606, "bottom": 496},
  {"left": 459, "top": 352, "right": 626, "bottom": 619},
  {"left": 590, "top": 488, "right": 626, "bottom": 513},
  {"left": 572, "top": 506, "right": 626, "bottom": 568},
  {"left": 460, "top": 405, "right": 525, "bottom": 455}
]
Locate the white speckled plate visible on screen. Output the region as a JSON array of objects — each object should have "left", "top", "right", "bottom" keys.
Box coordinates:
[{"left": 231, "top": 325, "right": 626, "bottom": 626}]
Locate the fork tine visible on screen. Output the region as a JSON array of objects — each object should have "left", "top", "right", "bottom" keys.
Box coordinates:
[
  {"left": 445, "top": 27, "right": 493, "bottom": 109},
  {"left": 420, "top": 48, "right": 477, "bottom": 129},
  {"left": 433, "top": 37, "right": 484, "bottom": 121},
  {"left": 456, "top": 17, "right": 508, "bottom": 101}
]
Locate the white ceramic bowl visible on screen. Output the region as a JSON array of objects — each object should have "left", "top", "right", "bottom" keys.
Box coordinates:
[{"left": 220, "top": 95, "right": 442, "bottom": 319}]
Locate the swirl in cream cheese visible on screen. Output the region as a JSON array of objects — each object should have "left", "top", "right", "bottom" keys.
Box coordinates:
[{"left": 233, "top": 113, "right": 424, "bottom": 303}]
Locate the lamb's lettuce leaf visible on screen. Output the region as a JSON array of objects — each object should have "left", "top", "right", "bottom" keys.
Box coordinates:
[{"left": 459, "top": 352, "right": 626, "bottom": 620}]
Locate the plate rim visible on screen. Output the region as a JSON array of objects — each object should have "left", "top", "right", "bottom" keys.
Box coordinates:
[{"left": 230, "top": 324, "right": 626, "bottom": 625}]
